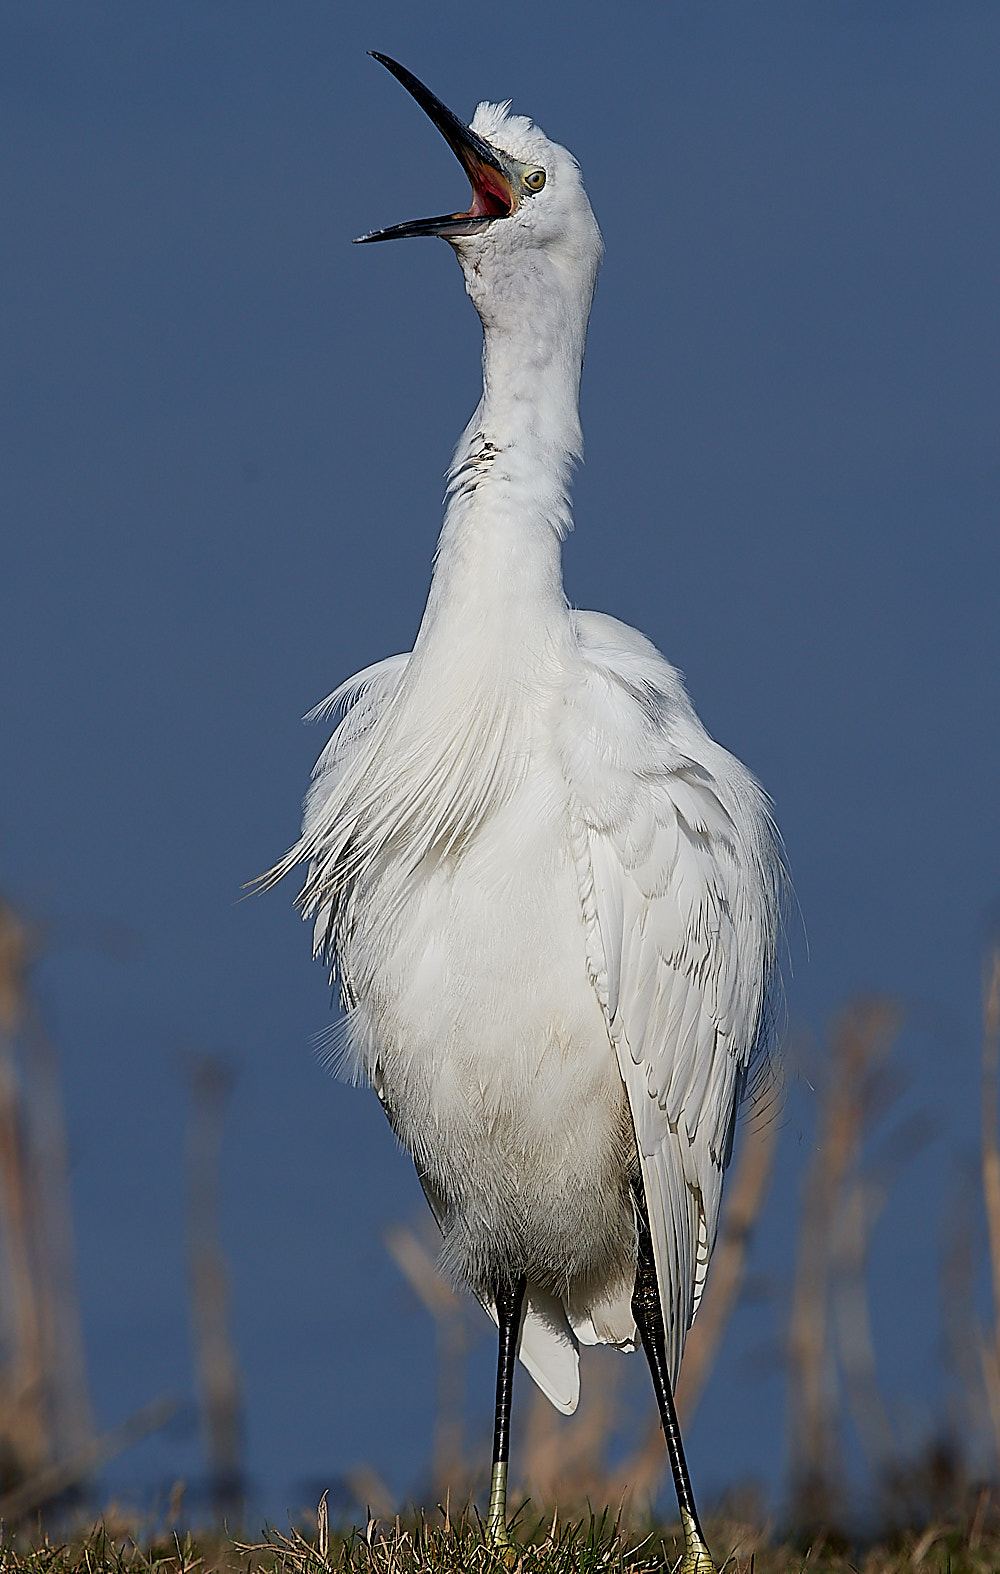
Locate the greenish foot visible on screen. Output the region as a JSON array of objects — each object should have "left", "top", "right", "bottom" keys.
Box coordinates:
[
  {"left": 678, "top": 1506, "right": 716, "bottom": 1574},
  {"left": 487, "top": 1460, "right": 512, "bottom": 1548}
]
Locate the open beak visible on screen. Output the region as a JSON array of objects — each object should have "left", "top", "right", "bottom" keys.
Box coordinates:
[{"left": 355, "top": 54, "right": 517, "bottom": 244}]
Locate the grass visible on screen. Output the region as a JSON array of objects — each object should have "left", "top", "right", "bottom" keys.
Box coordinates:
[{"left": 4, "top": 1506, "right": 1000, "bottom": 1574}]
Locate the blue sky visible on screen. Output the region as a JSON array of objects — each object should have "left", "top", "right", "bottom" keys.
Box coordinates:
[{"left": 2, "top": 0, "right": 999, "bottom": 1522}]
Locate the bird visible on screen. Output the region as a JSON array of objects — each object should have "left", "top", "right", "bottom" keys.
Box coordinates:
[{"left": 267, "top": 54, "right": 783, "bottom": 1574}]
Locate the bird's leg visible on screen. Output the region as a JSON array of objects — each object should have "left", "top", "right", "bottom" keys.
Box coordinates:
[
  {"left": 631, "top": 1181, "right": 716, "bottom": 1574},
  {"left": 487, "top": 1271, "right": 527, "bottom": 1548}
]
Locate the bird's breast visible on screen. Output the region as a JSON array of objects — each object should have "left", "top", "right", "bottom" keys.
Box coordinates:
[
  {"left": 349, "top": 755, "right": 605, "bottom": 1077},
  {"left": 338, "top": 751, "right": 634, "bottom": 1289}
]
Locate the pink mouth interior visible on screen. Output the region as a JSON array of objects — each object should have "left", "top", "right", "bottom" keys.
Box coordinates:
[{"left": 467, "top": 165, "right": 513, "bottom": 219}]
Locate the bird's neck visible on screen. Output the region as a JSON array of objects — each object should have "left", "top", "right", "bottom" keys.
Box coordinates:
[
  {"left": 474, "top": 296, "right": 587, "bottom": 465},
  {"left": 415, "top": 306, "right": 586, "bottom": 675},
  {"left": 345, "top": 294, "right": 591, "bottom": 866}
]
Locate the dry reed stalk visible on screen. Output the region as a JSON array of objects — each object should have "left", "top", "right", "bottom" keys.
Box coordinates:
[
  {"left": 520, "top": 1378, "right": 563, "bottom": 1505},
  {"left": 343, "top": 1462, "right": 396, "bottom": 1521},
  {"left": 0, "top": 892, "right": 183, "bottom": 1524},
  {"left": 831, "top": 1171, "right": 894, "bottom": 1469},
  {"left": 833, "top": 1085, "right": 939, "bottom": 1509},
  {"left": 941, "top": 1168, "right": 986, "bottom": 1462},
  {"left": 980, "top": 1337, "right": 1000, "bottom": 1486},
  {"left": 521, "top": 1346, "right": 621, "bottom": 1509},
  {"left": 383, "top": 1223, "right": 468, "bottom": 1498},
  {"left": 0, "top": 1394, "right": 176, "bottom": 1525},
  {"left": 20, "top": 991, "right": 94, "bottom": 1469},
  {"left": 785, "top": 998, "right": 900, "bottom": 1526},
  {"left": 185, "top": 1055, "right": 245, "bottom": 1518},
  {"left": 676, "top": 1110, "right": 780, "bottom": 1423},
  {"left": 979, "top": 947, "right": 1000, "bottom": 1476},
  {"left": 0, "top": 894, "right": 93, "bottom": 1495},
  {"left": 602, "top": 1397, "right": 663, "bottom": 1523},
  {"left": 0, "top": 900, "right": 49, "bottom": 1479},
  {"left": 600, "top": 1107, "right": 782, "bottom": 1517}
]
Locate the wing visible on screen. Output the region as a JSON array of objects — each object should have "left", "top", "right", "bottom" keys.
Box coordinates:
[{"left": 564, "top": 612, "right": 782, "bottom": 1385}]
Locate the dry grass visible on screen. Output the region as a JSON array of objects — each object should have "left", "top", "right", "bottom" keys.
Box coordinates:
[{"left": 6, "top": 1506, "right": 1000, "bottom": 1574}]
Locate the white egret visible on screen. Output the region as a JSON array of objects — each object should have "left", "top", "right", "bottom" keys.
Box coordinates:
[{"left": 270, "top": 55, "right": 782, "bottom": 1574}]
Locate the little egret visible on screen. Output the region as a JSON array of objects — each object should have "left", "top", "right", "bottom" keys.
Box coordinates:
[{"left": 270, "top": 55, "right": 782, "bottom": 1573}]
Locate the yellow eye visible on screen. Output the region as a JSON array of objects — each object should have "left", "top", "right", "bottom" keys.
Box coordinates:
[{"left": 523, "top": 168, "right": 546, "bottom": 193}]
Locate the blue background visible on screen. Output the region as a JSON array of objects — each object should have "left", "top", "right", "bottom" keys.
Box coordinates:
[{"left": 2, "top": 0, "right": 999, "bottom": 1523}]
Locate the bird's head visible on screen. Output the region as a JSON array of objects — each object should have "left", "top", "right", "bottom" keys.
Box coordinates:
[{"left": 357, "top": 55, "right": 603, "bottom": 341}]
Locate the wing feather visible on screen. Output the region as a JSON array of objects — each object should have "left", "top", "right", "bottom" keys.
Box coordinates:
[{"left": 565, "top": 612, "right": 781, "bottom": 1384}]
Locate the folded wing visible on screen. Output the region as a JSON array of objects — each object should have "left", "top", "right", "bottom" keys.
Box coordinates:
[{"left": 564, "top": 612, "right": 782, "bottom": 1385}]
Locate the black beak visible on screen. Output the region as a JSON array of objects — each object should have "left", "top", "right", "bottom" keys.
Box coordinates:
[{"left": 355, "top": 54, "right": 517, "bottom": 244}]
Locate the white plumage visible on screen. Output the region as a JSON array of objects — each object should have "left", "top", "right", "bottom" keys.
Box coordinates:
[{"left": 271, "top": 59, "right": 782, "bottom": 1529}]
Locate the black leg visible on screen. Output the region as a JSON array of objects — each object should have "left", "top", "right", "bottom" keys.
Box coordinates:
[
  {"left": 487, "top": 1271, "right": 526, "bottom": 1545},
  {"left": 631, "top": 1179, "right": 716, "bottom": 1574}
]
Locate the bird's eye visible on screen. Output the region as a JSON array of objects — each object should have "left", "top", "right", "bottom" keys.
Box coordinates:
[{"left": 523, "top": 168, "right": 546, "bottom": 192}]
